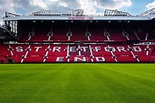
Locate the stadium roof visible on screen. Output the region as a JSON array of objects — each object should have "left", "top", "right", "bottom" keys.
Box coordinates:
[{"left": 3, "top": 8, "right": 155, "bottom": 21}]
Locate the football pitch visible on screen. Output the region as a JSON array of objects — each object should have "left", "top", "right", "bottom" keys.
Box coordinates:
[{"left": 0, "top": 63, "right": 155, "bottom": 103}]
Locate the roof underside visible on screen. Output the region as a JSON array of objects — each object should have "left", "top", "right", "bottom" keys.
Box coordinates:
[{"left": 3, "top": 15, "right": 152, "bottom": 21}]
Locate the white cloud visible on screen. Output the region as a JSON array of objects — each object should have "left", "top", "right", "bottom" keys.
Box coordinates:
[
  {"left": 93, "top": 0, "right": 132, "bottom": 9},
  {"left": 77, "top": 0, "right": 132, "bottom": 15},
  {"left": 58, "top": 1, "right": 68, "bottom": 7},
  {"left": 0, "top": 0, "right": 15, "bottom": 13},
  {"left": 146, "top": 1, "right": 155, "bottom": 9},
  {"left": 79, "top": 0, "right": 96, "bottom": 14},
  {"left": 47, "top": 0, "right": 58, "bottom": 1},
  {"left": 77, "top": 0, "right": 132, "bottom": 14},
  {"left": 0, "top": 0, "right": 133, "bottom": 16},
  {"left": 30, "top": 0, "right": 48, "bottom": 9}
]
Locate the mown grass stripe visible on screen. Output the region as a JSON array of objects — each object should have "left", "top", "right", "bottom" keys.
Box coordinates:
[{"left": 0, "top": 63, "right": 155, "bottom": 103}]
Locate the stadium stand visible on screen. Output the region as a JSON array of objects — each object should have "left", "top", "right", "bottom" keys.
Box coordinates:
[
  {"left": 0, "top": 44, "right": 154, "bottom": 63},
  {"left": 0, "top": 10, "right": 155, "bottom": 63}
]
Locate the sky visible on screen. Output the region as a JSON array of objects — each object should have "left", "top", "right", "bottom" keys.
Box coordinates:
[{"left": 0, "top": 0, "right": 155, "bottom": 25}]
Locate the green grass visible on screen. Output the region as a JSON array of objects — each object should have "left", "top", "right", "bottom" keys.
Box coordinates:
[{"left": 0, "top": 63, "right": 155, "bottom": 103}]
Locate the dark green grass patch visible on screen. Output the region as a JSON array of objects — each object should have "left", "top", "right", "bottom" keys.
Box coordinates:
[{"left": 0, "top": 64, "right": 155, "bottom": 103}]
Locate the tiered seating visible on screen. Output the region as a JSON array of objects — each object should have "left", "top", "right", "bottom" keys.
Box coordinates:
[
  {"left": 50, "top": 23, "right": 68, "bottom": 42},
  {"left": 0, "top": 53, "right": 8, "bottom": 63},
  {"left": 80, "top": 45, "right": 91, "bottom": 56},
  {"left": 69, "top": 56, "right": 91, "bottom": 62},
  {"left": 135, "top": 22, "right": 155, "bottom": 41},
  {"left": 8, "top": 44, "right": 29, "bottom": 62},
  {"left": 0, "top": 44, "right": 155, "bottom": 63},
  {"left": 0, "top": 44, "right": 11, "bottom": 56},
  {"left": 19, "top": 22, "right": 35, "bottom": 41},
  {"left": 91, "top": 44, "right": 116, "bottom": 62},
  {"left": 137, "top": 32, "right": 147, "bottom": 40},
  {"left": 24, "top": 45, "right": 47, "bottom": 62},
  {"left": 1, "top": 20, "right": 155, "bottom": 63},
  {"left": 30, "top": 25, "right": 50, "bottom": 41},
  {"left": 131, "top": 24, "right": 146, "bottom": 41},
  {"left": 148, "top": 32, "right": 155, "bottom": 40},
  {"left": 144, "top": 24, "right": 155, "bottom": 40},
  {"left": 149, "top": 48, "right": 155, "bottom": 62},
  {"left": 70, "top": 22, "right": 88, "bottom": 41},
  {"left": 19, "top": 22, "right": 69, "bottom": 42},
  {"left": 105, "top": 23, "right": 126, "bottom": 41},
  {"left": 19, "top": 31, "right": 31, "bottom": 41},
  {"left": 91, "top": 44, "right": 112, "bottom": 56},
  {"left": 45, "top": 44, "right": 68, "bottom": 62},
  {"left": 18, "top": 21, "right": 155, "bottom": 42},
  {"left": 122, "top": 24, "right": 138, "bottom": 40},
  {"left": 108, "top": 44, "right": 136, "bottom": 62},
  {"left": 87, "top": 23, "right": 107, "bottom": 41},
  {"left": 47, "top": 45, "right": 67, "bottom": 56}
]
